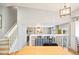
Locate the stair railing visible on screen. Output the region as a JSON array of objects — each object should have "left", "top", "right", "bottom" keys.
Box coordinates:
[{"left": 5, "top": 23, "right": 17, "bottom": 53}]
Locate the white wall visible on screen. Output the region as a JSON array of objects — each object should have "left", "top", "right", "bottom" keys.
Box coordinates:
[
  {"left": 4, "top": 7, "right": 17, "bottom": 34},
  {"left": 0, "top": 7, "right": 5, "bottom": 38},
  {"left": 0, "top": 7, "right": 17, "bottom": 38}
]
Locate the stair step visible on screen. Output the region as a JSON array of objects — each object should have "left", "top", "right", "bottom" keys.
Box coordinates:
[
  {"left": 0, "top": 42, "right": 9, "bottom": 45},
  {"left": 0, "top": 48, "right": 9, "bottom": 51},
  {"left": 0, "top": 41, "right": 9, "bottom": 44},
  {"left": 0, "top": 45, "right": 9, "bottom": 48},
  {"left": 0, "top": 39, "right": 9, "bottom": 42},
  {"left": 0, "top": 50, "right": 9, "bottom": 53},
  {"left": 0, "top": 43, "right": 9, "bottom": 45},
  {"left": 0, "top": 53, "right": 9, "bottom": 55},
  {"left": 0, "top": 50, "right": 9, "bottom": 55},
  {"left": 0, "top": 37, "right": 9, "bottom": 55}
]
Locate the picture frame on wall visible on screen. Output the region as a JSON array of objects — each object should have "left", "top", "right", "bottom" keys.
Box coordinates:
[{"left": 0, "top": 15, "right": 2, "bottom": 29}]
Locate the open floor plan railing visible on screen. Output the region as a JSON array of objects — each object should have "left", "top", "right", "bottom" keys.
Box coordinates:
[{"left": 29, "top": 34, "right": 69, "bottom": 48}]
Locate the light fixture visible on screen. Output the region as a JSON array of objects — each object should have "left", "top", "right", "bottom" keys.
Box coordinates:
[{"left": 59, "top": 4, "right": 71, "bottom": 18}]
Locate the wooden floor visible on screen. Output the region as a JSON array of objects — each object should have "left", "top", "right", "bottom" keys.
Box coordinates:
[{"left": 11, "top": 46, "right": 74, "bottom": 55}]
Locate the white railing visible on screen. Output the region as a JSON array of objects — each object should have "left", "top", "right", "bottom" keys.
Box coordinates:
[
  {"left": 29, "top": 34, "right": 69, "bottom": 46},
  {"left": 5, "top": 23, "right": 17, "bottom": 50}
]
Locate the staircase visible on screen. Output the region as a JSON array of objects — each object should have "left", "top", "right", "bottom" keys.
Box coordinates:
[
  {"left": 0, "top": 37, "right": 9, "bottom": 55},
  {"left": 0, "top": 23, "right": 17, "bottom": 55}
]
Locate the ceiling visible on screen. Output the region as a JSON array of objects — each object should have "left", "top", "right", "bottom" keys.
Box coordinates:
[{"left": 0, "top": 3, "right": 79, "bottom": 12}]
